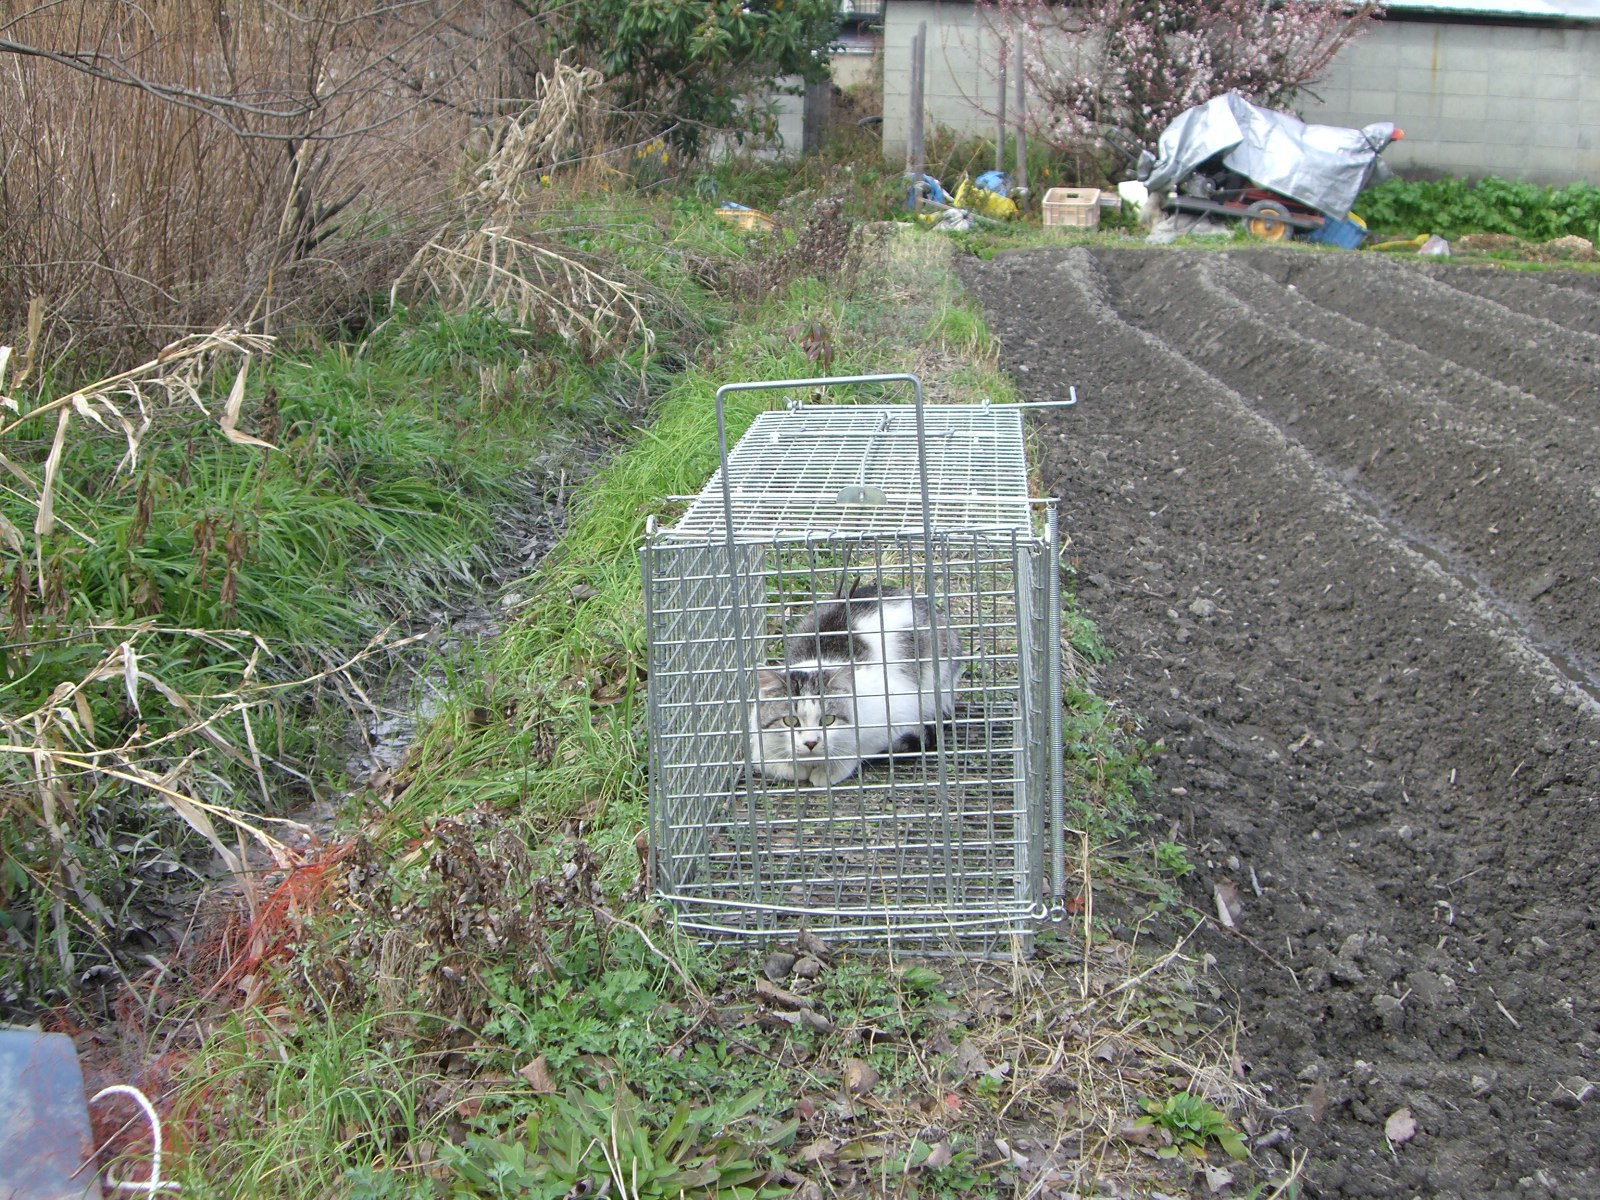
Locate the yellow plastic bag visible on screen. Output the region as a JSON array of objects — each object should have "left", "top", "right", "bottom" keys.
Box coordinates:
[{"left": 953, "top": 177, "right": 1017, "bottom": 221}]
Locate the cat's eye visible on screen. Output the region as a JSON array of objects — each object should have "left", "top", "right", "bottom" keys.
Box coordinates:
[
  {"left": 782, "top": 715, "right": 800, "bottom": 728},
  {"left": 820, "top": 714, "right": 838, "bottom": 726}
]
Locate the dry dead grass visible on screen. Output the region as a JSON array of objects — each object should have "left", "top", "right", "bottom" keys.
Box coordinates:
[
  {"left": 392, "top": 62, "right": 673, "bottom": 365},
  {"left": 0, "top": 327, "right": 273, "bottom": 539},
  {"left": 0, "top": 1, "right": 540, "bottom": 356}
]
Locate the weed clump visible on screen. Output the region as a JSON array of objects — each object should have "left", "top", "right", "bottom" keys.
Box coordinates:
[{"left": 728, "top": 195, "right": 865, "bottom": 302}]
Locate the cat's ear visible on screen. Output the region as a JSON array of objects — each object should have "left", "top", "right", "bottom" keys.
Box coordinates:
[
  {"left": 756, "top": 668, "right": 787, "bottom": 696},
  {"left": 823, "top": 666, "right": 854, "bottom": 692}
]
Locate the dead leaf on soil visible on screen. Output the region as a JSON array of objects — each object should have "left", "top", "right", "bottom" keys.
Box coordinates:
[
  {"left": 993, "top": 1136, "right": 1029, "bottom": 1168},
  {"left": 1204, "top": 1163, "right": 1235, "bottom": 1193},
  {"left": 953, "top": 1038, "right": 990, "bottom": 1077},
  {"left": 922, "top": 1141, "right": 954, "bottom": 1170},
  {"left": 1306, "top": 1081, "right": 1328, "bottom": 1123},
  {"left": 798, "top": 1137, "right": 838, "bottom": 1164},
  {"left": 1117, "top": 1120, "right": 1161, "bottom": 1147},
  {"left": 798, "top": 1009, "right": 835, "bottom": 1033},
  {"left": 1385, "top": 1107, "right": 1417, "bottom": 1147},
  {"left": 517, "top": 1055, "right": 557, "bottom": 1094},
  {"left": 843, "top": 1057, "right": 879, "bottom": 1097}
]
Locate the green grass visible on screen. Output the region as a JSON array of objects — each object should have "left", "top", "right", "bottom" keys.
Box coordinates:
[{"left": 0, "top": 303, "right": 645, "bottom": 1010}]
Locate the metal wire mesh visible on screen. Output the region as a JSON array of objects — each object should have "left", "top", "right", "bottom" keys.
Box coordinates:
[
  {"left": 642, "top": 380, "right": 1062, "bottom": 953},
  {"left": 665, "top": 404, "right": 1033, "bottom": 541}
]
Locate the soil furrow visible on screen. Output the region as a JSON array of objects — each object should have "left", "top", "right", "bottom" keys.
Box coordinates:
[
  {"left": 1417, "top": 262, "right": 1600, "bottom": 336},
  {"left": 1088, "top": 249, "right": 1600, "bottom": 676},
  {"left": 1200, "top": 253, "right": 1600, "bottom": 468},
  {"left": 1239, "top": 254, "right": 1600, "bottom": 419},
  {"left": 960, "top": 245, "right": 1600, "bottom": 1199}
]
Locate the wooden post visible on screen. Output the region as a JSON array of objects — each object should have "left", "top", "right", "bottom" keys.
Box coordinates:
[
  {"left": 908, "top": 21, "right": 926, "bottom": 209},
  {"left": 802, "top": 77, "right": 829, "bottom": 155},
  {"left": 995, "top": 37, "right": 1007, "bottom": 175},
  {"left": 1013, "top": 36, "right": 1028, "bottom": 207}
]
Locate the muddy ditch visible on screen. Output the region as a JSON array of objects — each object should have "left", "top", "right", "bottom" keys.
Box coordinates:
[{"left": 960, "top": 246, "right": 1600, "bottom": 1198}]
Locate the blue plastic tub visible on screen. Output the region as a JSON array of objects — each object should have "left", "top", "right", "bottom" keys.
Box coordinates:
[{"left": 1305, "top": 214, "right": 1368, "bottom": 249}]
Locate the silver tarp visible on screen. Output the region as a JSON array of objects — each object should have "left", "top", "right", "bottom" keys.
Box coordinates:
[{"left": 1137, "top": 91, "right": 1399, "bottom": 220}]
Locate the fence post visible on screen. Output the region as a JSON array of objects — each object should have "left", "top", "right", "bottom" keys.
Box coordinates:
[
  {"left": 802, "top": 77, "right": 829, "bottom": 155},
  {"left": 907, "top": 20, "right": 927, "bottom": 210},
  {"left": 1013, "top": 35, "right": 1028, "bottom": 209},
  {"left": 995, "top": 36, "right": 1007, "bottom": 175}
]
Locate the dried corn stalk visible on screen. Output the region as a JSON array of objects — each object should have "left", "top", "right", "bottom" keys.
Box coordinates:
[
  {"left": 471, "top": 61, "right": 607, "bottom": 213},
  {"left": 396, "top": 227, "right": 654, "bottom": 362}
]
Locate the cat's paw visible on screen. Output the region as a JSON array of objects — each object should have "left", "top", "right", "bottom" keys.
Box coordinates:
[
  {"left": 808, "top": 760, "right": 861, "bottom": 788},
  {"left": 753, "top": 757, "right": 800, "bottom": 782}
]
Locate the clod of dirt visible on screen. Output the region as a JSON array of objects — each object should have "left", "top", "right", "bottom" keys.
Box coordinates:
[
  {"left": 1385, "top": 1107, "right": 1418, "bottom": 1147},
  {"left": 797, "top": 928, "right": 832, "bottom": 961}
]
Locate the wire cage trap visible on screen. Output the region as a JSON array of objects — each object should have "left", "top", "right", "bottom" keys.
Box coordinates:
[{"left": 641, "top": 374, "right": 1066, "bottom": 954}]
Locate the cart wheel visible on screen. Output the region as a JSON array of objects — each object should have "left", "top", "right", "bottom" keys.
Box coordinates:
[{"left": 1244, "top": 199, "right": 1294, "bottom": 242}]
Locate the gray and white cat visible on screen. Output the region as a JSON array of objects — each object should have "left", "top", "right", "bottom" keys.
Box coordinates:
[{"left": 749, "top": 583, "right": 962, "bottom": 788}]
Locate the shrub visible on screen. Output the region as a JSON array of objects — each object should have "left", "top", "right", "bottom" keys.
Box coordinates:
[
  {"left": 547, "top": 0, "right": 840, "bottom": 156},
  {"left": 0, "top": 0, "right": 526, "bottom": 358}
]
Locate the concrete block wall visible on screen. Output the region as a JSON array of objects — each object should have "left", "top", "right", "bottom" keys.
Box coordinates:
[
  {"left": 881, "top": 1, "right": 1600, "bottom": 186},
  {"left": 1300, "top": 20, "right": 1600, "bottom": 183},
  {"left": 883, "top": 2, "right": 1007, "bottom": 167}
]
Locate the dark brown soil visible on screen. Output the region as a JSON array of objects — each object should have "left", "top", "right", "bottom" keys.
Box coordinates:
[{"left": 960, "top": 246, "right": 1600, "bottom": 1199}]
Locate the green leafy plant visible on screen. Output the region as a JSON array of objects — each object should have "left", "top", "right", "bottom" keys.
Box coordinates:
[
  {"left": 1357, "top": 176, "right": 1600, "bottom": 241},
  {"left": 550, "top": 0, "right": 839, "bottom": 155},
  {"left": 1135, "top": 1091, "right": 1248, "bottom": 1160},
  {"left": 1155, "top": 841, "right": 1193, "bottom": 877},
  {"left": 445, "top": 1084, "right": 794, "bottom": 1199}
]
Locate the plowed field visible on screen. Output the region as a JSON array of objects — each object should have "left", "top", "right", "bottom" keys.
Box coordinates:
[{"left": 960, "top": 247, "right": 1600, "bottom": 1199}]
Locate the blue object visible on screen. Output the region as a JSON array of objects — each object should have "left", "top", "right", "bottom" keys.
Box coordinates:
[
  {"left": 975, "top": 170, "right": 1010, "bottom": 196},
  {"left": 1306, "top": 214, "right": 1368, "bottom": 249},
  {"left": 0, "top": 1029, "right": 104, "bottom": 1200},
  {"left": 906, "top": 173, "right": 951, "bottom": 210}
]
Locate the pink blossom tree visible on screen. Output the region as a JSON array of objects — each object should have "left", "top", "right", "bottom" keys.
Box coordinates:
[{"left": 986, "top": 0, "right": 1382, "bottom": 166}]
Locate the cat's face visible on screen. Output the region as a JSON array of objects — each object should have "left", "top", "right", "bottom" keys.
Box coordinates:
[{"left": 750, "top": 668, "right": 857, "bottom": 774}]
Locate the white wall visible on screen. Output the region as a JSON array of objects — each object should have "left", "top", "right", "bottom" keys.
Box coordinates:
[{"left": 882, "top": 1, "right": 1600, "bottom": 186}]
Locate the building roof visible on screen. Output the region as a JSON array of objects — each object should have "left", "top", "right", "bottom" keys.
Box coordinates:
[
  {"left": 883, "top": 0, "right": 1600, "bottom": 22},
  {"left": 1384, "top": 0, "right": 1600, "bottom": 17}
]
